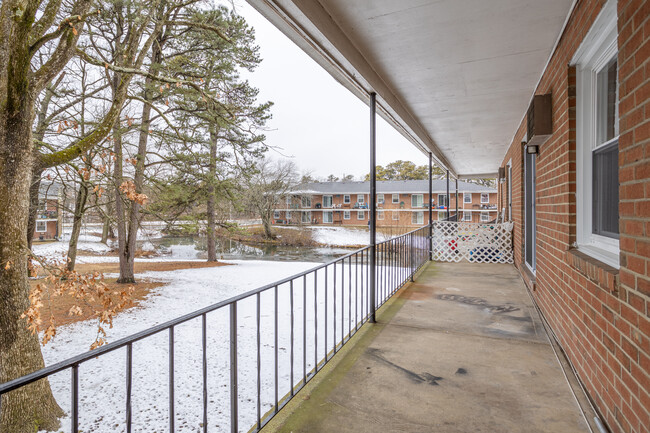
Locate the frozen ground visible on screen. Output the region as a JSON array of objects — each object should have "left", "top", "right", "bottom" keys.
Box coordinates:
[
  {"left": 309, "top": 226, "right": 369, "bottom": 247},
  {"left": 36, "top": 258, "right": 401, "bottom": 433}
]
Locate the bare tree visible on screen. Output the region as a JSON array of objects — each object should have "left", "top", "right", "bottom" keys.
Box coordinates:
[{"left": 244, "top": 159, "right": 298, "bottom": 239}]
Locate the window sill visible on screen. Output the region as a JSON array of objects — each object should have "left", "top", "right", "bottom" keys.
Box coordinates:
[{"left": 567, "top": 248, "right": 619, "bottom": 294}]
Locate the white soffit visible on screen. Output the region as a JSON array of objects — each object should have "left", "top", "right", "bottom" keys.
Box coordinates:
[{"left": 248, "top": 0, "right": 574, "bottom": 177}]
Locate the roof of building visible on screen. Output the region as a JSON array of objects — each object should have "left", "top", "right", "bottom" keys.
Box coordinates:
[{"left": 291, "top": 179, "right": 496, "bottom": 195}]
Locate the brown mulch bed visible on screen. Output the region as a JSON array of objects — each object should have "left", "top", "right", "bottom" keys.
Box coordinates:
[{"left": 31, "top": 260, "right": 230, "bottom": 330}]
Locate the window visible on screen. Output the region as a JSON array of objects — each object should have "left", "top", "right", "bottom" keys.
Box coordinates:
[
  {"left": 357, "top": 211, "right": 364, "bottom": 220},
  {"left": 438, "top": 212, "right": 448, "bottom": 221},
  {"left": 480, "top": 193, "right": 489, "bottom": 204},
  {"left": 392, "top": 194, "right": 399, "bottom": 204},
  {"left": 301, "top": 211, "right": 311, "bottom": 223},
  {"left": 38, "top": 200, "right": 47, "bottom": 212},
  {"left": 378, "top": 210, "right": 384, "bottom": 220},
  {"left": 463, "top": 193, "right": 471, "bottom": 203},
  {"left": 36, "top": 221, "right": 47, "bottom": 232},
  {"left": 411, "top": 194, "right": 423, "bottom": 208},
  {"left": 392, "top": 211, "right": 399, "bottom": 221},
  {"left": 343, "top": 195, "right": 350, "bottom": 204},
  {"left": 481, "top": 212, "right": 490, "bottom": 222},
  {"left": 507, "top": 161, "right": 512, "bottom": 221},
  {"left": 438, "top": 194, "right": 448, "bottom": 207},
  {"left": 463, "top": 212, "right": 472, "bottom": 222},
  {"left": 286, "top": 196, "right": 292, "bottom": 205},
  {"left": 323, "top": 195, "right": 333, "bottom": 208},
  {"left": 357, "top": 194, "right": 364, "bottom": 203},
  {"left": 377, "top": 193, "right": 384, "bottom": 204},
  {"left": 573, "top": 0, "right": 619, "bottom": 267},
  {"left": 286, "top": 211, "right": 291, "bottom": 220},
  {"left": 301, "top": 196, "right": 311, "bottom": 208},
  {"left": 324, "top": 211, "right": 333, "bottom": 223},
  {"left": 344, "top": 210, "right": 350, "bottom": 220},
  {"left": 412, "top": 211, "right": 424, "bottom": 225},
  {"left": 524, "top": 150, "right": 537, "bottom": 271},
  {"left": 273, "top": 211, "right": 280, "bottom": 219}
]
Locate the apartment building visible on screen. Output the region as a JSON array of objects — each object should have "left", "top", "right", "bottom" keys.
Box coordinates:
[
  {"left": 273, "top": 179, "right": 497, "bottom": 226},
  {"left": 33, "top": 182, "right": 61, "bottom": 242}
]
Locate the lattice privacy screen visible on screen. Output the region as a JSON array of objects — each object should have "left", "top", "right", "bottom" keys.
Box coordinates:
[{"left": 431, "top": 221, "right": 515, "bottom": 264}]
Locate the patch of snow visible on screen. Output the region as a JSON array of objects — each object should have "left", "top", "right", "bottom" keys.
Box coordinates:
[
  {"left": 37, "top": 258, "right": 400, "bottom": 433},
  {"left": 32, "top": 241, "right": 112, "bottom": 262},
  {"left": 310, "top": 226, "right": 370, "bottom": 247}
]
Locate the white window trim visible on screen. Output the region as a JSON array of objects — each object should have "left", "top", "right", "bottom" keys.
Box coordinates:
[
  {"left": 323, "top": 195, "right": 333, "bottom": 208},
  {"left": 573, "top": 0, "right": 619, "bottom": 268},
  {"left": 480, "top": 193, "right": 489, "bottom": 204},
  {"left": 343, "top": 194, "right": 350, "bottom": 204},
  {"left": 392, "top": 211, "right": 399, "bottom": 221},
  {"left": 273, "top": 211, "right": 280, "bottom": 219},
  {"left": 378, "top": 210, "right": 384, "bottom": 220},
  {"left": 286, "top": 211, "right": 291, "bottom": 220},
  {"left": 507, "top": 159, "right": 512, "bottom": 221},
  {"left": 411, "top": 194, "right": 423, "bottom": 208},
  {"left": 324, "top": 211, "right": 333, "bottom": 224},
  {"left": 437, "top": 194, "right": 447, "bottom": 207},
  {"left": 392, "top": 193, "right": 399, "bottom": 204},
  {"left": 463, "top": 212, "right": 472, "bottom": 222},
  {"left": 357, "top": 194, "right": 364, "bottom": 203},
  {"left": 412, "top": 211, "right": 424, "bottom": 225},
  {"left": 463, "top": 193, "right": 471, "bottom": 203},
  {"left": 481, "top": 212, "right": 490, "bottom": 222},
  {"left": 302, "top": 211, "right": 311, "bottom": 223},
  {"left": 36, "top": 221, "right": 47, "bottom": 232},
  {"left": 377, "top": 193, "right": 384, "bottom": 204},
  {"left": 357, "top": 211, "right": 364, "bottom": 220},
  {"left": 302, "top": 196, "right": 311, "bottom": 208},
  {"left": 285, "top": 196, "right": 292, "bottom": 205},
  {"left": 343, "top": 210, "right": 351, "bottom": 220}
]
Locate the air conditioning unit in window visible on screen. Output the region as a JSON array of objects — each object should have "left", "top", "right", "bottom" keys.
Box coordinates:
[{"left": 526, "top": 94, "right": 552, "bottom": 147}]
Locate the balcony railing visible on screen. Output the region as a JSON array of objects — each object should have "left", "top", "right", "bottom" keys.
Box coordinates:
[{"left": 0, "top": 226, "right": 431, "bottom": 433}]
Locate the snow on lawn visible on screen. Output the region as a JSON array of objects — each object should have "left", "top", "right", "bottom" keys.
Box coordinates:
[
  {"left": 310, "top": 226, "right": 370, "bottom": 246},
  {"left": 32, "top": 241, "right": 112, "bottom": 262},
  {"left": 39, "top": 259, "right": 394, "bottom": 433}
]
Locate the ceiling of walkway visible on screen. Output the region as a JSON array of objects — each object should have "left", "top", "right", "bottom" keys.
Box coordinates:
[{"left": 248, "top": 0, "right": 575, "bottom": 177}]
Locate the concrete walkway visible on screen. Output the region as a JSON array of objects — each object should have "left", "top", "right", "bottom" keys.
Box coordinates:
[{"left": 264, "top": 262, "right": 591, "bottom": 433}]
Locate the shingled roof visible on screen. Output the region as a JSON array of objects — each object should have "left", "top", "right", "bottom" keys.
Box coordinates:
[{"left": 291, "top": 179, "right": 495, "bottom": 195}]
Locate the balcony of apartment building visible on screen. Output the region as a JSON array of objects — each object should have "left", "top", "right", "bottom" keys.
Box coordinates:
[{"left": 3, "top": 1, "right": 647, "bottom": 433}]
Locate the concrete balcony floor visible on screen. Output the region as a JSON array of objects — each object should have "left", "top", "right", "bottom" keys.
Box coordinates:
[{"left": 263, "top": 262, "right": 591, "bottom": 433}]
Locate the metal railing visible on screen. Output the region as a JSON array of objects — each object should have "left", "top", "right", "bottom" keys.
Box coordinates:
[{"left": 0, "top": 226, "right": 431, "bottom": 433}]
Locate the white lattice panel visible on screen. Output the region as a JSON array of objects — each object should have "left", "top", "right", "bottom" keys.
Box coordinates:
[{"left": 431, "top": 221, "right": 514, "bottom": 264}]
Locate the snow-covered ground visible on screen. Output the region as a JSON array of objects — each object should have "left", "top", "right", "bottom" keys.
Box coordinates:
[
  {"left": 309, "top": 226, "right": 370, "bottom": 247},
  {"left": 38, "top": 259, "right": 393, "bottom": 433},
  {"left": 32, "top": 240, "right": 113, "bottom": 262}
]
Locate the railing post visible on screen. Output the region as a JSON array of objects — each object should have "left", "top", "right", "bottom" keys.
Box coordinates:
[
  {"left": 369, "top": 92, "right": 377, "bottom": 323},
  {"left": 230, "top": 303, "right": 238, "bottom": 433},
  {"left": 455, "top": 178, "right": 459, "bottom": 220},
  {"left": 446, "top": 169, "right": 450, "bottom": 220},
  {"left": 410, "top": 233, "right": 415, "bottom": 282},
  {"left": 428, "top": 152, "right": 433, "bottom": 261}
]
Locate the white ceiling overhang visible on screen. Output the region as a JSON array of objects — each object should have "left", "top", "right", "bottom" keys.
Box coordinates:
[{"left": 247, "top": 0, "right": 575, "bottom": 177}]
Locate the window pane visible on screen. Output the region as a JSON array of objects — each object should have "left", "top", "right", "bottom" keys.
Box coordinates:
[
  {"left": 597, "top": 58, "right": 618, "bottom": 146},
  {"left": 592, "top": 140, "right": 619, "bottom": 238}
]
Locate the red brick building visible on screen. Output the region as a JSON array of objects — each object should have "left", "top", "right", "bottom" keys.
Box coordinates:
[
  {"left": 273, "top": 180, "right": 497, "bottom": 226},
  {"left": 33, "top": 182, "right": 61, "bottom": 242},
  {"left": 497, "top": 1, "right": 650, "bottom": 431}
]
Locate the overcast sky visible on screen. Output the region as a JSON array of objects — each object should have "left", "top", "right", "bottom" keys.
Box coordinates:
[{"left": 231, "top": 1, "right": 428, "bottom": 179}]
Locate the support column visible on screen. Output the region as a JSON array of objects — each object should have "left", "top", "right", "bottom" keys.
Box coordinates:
[
  {"left": 446, "top": 170, "right": 450, "bottom": 221},
  {"left": 369, "top": 92, "right": 377, "bottom": 324},
  {"left": 428, "top": 152, "right": 433, "bottom": 260},
  {"left": 455, "top": 178, "right": 459, "bottom": 221}
]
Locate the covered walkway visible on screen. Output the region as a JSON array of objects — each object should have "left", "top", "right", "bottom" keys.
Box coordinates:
[{"left": 263, "top": 262, "right": 593, "bottom": 433}]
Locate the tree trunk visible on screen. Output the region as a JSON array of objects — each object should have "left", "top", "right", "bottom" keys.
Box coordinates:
[
  {"left": 206, "top": 128, "right": 219, "bottom": 262},
  {"left": 262, "top": 214, "right": 274, "bottom": 239},
  {"left": 66, "top": 179, "right": 89, "bottom": 272},
  {"left": 0, "top": 32, "right": 63, "bottom": 432},
  {"left": 113, "top": 119, "right": 134, "bottom": 283},
  {"left": 26, "top": 168, "right": 44, "bottom": 249}
]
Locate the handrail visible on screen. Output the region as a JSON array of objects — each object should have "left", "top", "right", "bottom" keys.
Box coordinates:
[{"left": 0, "top": 225, "right": 431, "bottom": 432}]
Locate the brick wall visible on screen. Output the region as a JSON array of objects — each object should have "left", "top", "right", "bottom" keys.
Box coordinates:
[{"left": 500, "top": 1, "right": 650, "bottom": 432}]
